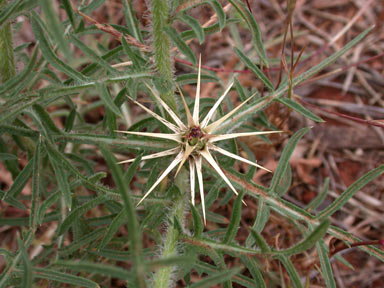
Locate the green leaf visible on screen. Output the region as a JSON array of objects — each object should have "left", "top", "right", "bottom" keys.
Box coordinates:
[
  {"left": 121, "top": 38, "right": 146, "bottom": 68},
  {"left": 33, "top": 268, "right": 98, "bottom": 288},
  {"left": 0, "top": 0, "right": 23, "bottom": 27},
  {"left": 105, "top": 106, "right": 117, "bottom": 137},
  {"left": 1, "top": 193, "right": 26, "bottom": 210},
  {"left": 178, "top": 13, "right": 204, "bottom": 44},
  {"left": 207, "top": 0, "right": 226, "bottom": 31},
  {"left": 278, "top": 256, "right": 303, "bottom": 288},
  {"left": 63, "top": 45, "right": 120, "bottom": 83},
  {"left": 334, "top": 254, "right": 354, "bottom": 270},
  {"left": 53, "top": 133, "right": 173, "bottom": 151},
  {"left": 123, "top": 154, "right": 142, "bottom": 184},
  {"left": 38, "top": 0, "right": 70, "bottom": 57},
  {"left": 0, "top": 138, "right": 19, "bottom": 178},
  {"left": 62, "top": 0, "right": 75, "bottom": 27},
  {"left": 2, "top": 159, "right": 33, "bottom": 199},
  {"left": 123, "top": 0, "right": 143, "bottom": 42},
  {"left": 0, "top": 153, "right": 17, "bottom": 161},
  {"left": 39, "top": 0, "right": 70, "bottom": 57},
  {"left": 181, "top": 20, "right": 239, "bottom": 41},
  {"left": 70, "top": 34, "right": 118, "bottom": 74},
  {"left": 80, "top": 0, "right": 106, "bottom": 14},
  {"left": 0, "top": 96, "right": 37, "bottom": 125},
  {"left": 38, "top": 191, "right": 60, "bottom": 224},
  {"left": 223, "top": 191, "right": 243, "bottom": 244},
  {"left": 269, "top": 127, "right": 310, "bottom": 195},
  {"left": 275, "top": 220, "right": 330, "bottom": 256},
  {"left": 114, "top": 86, "right": 129, "bottom": 108},
  {"left": 0, "top": 46, "right": 38, "bottom": 95},
  {"left": 246, "top": 199, "right": 269, "bottom": 248},
  {"left": 18, "top": 236, "right": 33, "bottom": 288},
  {"left": 95, "top": 82, "right": 122, "bottom": 116},
  {"left": 306, "top": 178, "right": 330, "bottom": 212},
  {"left": 147, "top": 255, "right": 196, "bottom": 270},
  {"left": 249, "top": 229, "right": 270, "bottom": 253},
  {"left": 99, "top": 146, "right": 144, "bottom": 284},
  {"left": 30, "top": 11, "right": 89, "bottom": 82},
  {"left": 37, "top": 174, "right": 104, "bottom": 225},
  {"left": 194, "top": 260, "right": 257, "bottom": 288},
  {"left": 316, "top": 240, "right": 336, "bottom": 288},
  {"left": 58, "top": 195, "right": 109, "bottom": 235},
  {"left": 98, "top": 210, "right": 125, "bottom": 249},
  {"left": 32, "top": 104, "right": 62, "bottom": 134},
  {"left": 173, "top": 212, "right": 184, "bottom": 234},
  {"left": 0, "top": 248, "right": 12, "bottom": 260},
  {"left": 100, "top": 146, "right": 141, "bottom": 250},
  {"left": 44, "top": 142, "right": 82, "bottom": 178},
  {"left": 275, "top": 164, "right": 292, "bottom": 197},
  {"left": 49, "top": 156, "right": 72, "bottom": 208},
  {"left": 205, "top": 211, "right": 228, "bottom": 224},
  {"left": 189, "top": 267, "right": 242, "bottom": 288},
  {"left": 234, "top": 47, "right": 273, "bottom": 91},
  {"left": 204, "top": 179, "right": 223, "bottom": 209},
  {"left": 229, "top": 0, "right": 268, "bottom": 67},
  {"left": 191, "top": 203, "right": 204, "bottom": 238},
  {"left": 234, "top": 77, "right": 248, "bottom": 102},
  {"left": 0, "top": 124, "right": 39, "bottom": 138},
  {"left": 29, "top": 140, "right": 42, "bottom": 230},
  {"left": 317, "top": 165, "right": 384, "bottom": 219},
  {"left": 164, "top": 26, "right": 196, "bottom": 66},
  {"left": 55, "top": 260, "right": 133, "bottom": 280},
  {"left": 277, "top": 98, "right": 324, "bottom": 122},
  {"left": 90, "top": 248, "right": 151, "bottom": 262},
  {"left": 182, "top": 235, "right": 260, "bottom": 255},
  {"left": 64, "top": 108, "right": 77, "bottom": 132},
  {"left": 241, "top": 256, "right": 266, "bottom": 288},
  {"left": 59, "top": 228, "right": 104, "bottom": 255}
]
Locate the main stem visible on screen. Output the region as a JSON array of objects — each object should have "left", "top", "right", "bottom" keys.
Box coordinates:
[
  {"left": 0, "top": 0, "right": 15, "bottom": 83},
  {"left": 150, "top": 0, "right": 177, "bottom": 112},
  {"left": 153, "top": 169, "right": 187, "bottom": 288},
  {"left": 150, "top": 2, "right": 188, "bottom": 286}
]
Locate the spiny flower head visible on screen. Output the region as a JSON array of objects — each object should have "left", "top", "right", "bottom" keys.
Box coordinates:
[{"left": 117, "top": 56, "right": 281, "bottom": 223}]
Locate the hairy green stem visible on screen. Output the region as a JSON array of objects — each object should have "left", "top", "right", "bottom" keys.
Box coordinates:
[
  {"left": 0, "top": 0, "right": 15, "bottom": 83},
  {"left": 150, "top": 3, "right": 187, "bottom": 286},
  {"left": 153, "top": 169, "right": 188, "bottom": 288},
  {"left": 150, "top": 0, "right": 177, "bottom": 111}
]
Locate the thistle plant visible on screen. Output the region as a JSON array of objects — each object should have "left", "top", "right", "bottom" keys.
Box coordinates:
[{"left": 0, "top": 1, "right": 384, "bottom": 288}]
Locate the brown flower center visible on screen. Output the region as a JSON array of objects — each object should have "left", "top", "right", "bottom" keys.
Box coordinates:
[
  {"left": 189, "top": 127, "right": 202, "bottom": 139},
  {"left": 186, "top": 126, "right": 206, "bottom": 148}
]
